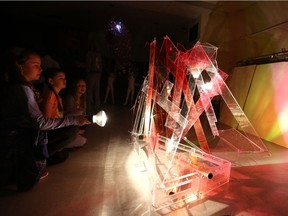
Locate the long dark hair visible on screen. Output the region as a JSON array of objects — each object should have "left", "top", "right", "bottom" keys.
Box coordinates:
[
  {"left": 6, "top": 48, "right": 39, "bottom": 84},
  {"left": 44, "top": 67, "right": 65, "bottom": 113},
  {"left": 1, "top": 48, "right": 42, "bottom": 103},
  {"left": 69, "top": 78, "right": 87, "bottom": 112}
]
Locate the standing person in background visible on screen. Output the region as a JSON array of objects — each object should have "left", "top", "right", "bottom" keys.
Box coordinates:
[
  {"left": 123, "top": 63, "right": 136, "bottom": 107},
  {"left": 41, "top": 53, "right": 60, "bottom": 72},
  {"left": 103, "top": 72, "right": 116, "bottom": 105},
  {"left": 85, "top": 43, "right": 102, "bottom": 115},
  {"left": 0, "top": 48, "right": 90, "bottom": 191},
  {"left": 103, "top": 59, "right": 116, "bottom": 105}
]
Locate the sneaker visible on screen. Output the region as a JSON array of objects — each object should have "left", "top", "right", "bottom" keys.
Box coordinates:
[{"left": 40, "top": 170, "right": 49, "bottom": 180}]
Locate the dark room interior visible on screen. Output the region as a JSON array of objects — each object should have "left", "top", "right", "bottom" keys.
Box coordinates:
[{"left": 1, "top": 1, "right": 288, "bottom": 216}]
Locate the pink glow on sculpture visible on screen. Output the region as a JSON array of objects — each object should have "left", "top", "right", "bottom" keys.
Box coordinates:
[{"left": 131, "top": 36, "right": 270, "bottom": 211}]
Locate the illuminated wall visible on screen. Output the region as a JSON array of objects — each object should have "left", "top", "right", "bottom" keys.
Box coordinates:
[
  {"left": 202, "top": 2, "right": 288, "bottom": 74},
  {"left": 220, "top": 62, "right": 288, "bottom": 148}
]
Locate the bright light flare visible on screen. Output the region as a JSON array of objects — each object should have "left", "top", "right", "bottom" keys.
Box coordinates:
[
  {"left": 116, "top": 24, "right": 122, "bottom": 32},
  {"left": 108, "top": 20, "right": 128, "bottom": 36},
  {"left": 203, "top": 82, "right": 213, "bottom": 91},
  {"left": 166, "top": 137, "right": 175, "bottom": 154},
  {"left": 92, "top": 110, "right": 107, "bottom": 127}
]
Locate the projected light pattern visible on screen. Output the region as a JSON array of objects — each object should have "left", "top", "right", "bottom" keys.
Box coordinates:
[
  {"left": 225, "top": 62, "right": 288, "bottom": 148},
  {"left": 268, "top": 63, "right": 288, "bottom": 145},
  {"left": 131, "top": 36, "right": 270, "bottom": 210}
]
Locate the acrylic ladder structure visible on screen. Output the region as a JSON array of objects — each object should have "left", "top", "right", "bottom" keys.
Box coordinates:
[{"left": 131, "top": 36, "right": 270, "bottom": 211}]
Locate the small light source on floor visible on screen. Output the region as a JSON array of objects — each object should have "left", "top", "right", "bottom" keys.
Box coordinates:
[{"left": 92, "top": 110, "right": 107, "bottom": 127}]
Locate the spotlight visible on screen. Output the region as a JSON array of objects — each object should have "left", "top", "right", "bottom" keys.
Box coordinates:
[
  {"left": 116, "top": 24, "right": 122, "bottom": 33},
  {"left": 108, "top": 20, "right": 128, "bottom": 36},
  {"left": 92, "top": 110, "right": 107, "bottom": 127}
]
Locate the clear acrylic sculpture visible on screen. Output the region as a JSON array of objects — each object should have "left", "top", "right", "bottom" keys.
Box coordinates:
[{"left": 131, "top": 36, "right": 270, "bottom": 210}]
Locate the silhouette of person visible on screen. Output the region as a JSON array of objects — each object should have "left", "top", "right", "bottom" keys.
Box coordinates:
[
  {"left": 123, "top": 66, "right": 135, "bottom": 107},
  {"left": 104, "top": 72, "right": 116, "bottom": 105},
  {"left": 85, "top": 43, "right": 102, "bottom": 115}
]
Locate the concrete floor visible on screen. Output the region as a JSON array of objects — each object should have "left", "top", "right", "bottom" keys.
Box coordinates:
[{"left": 1, "top": 105, "right": 288, "bottom": 216}]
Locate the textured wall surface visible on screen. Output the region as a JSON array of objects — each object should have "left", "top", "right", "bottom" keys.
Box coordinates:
[{"left": 202, "top": 1, "right": 288, "bottom": 73}]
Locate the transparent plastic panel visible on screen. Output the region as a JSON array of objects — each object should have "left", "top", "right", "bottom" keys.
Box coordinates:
[{"left": 131, "top": 36, "right": 270, "bottom": 211}]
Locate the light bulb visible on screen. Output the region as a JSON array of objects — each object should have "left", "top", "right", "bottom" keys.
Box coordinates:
[{"left": 92, "top": 110, "right": 107, "bottom": 127}]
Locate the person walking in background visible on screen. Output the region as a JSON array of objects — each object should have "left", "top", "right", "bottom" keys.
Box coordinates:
[
  {"left": 85, "top": 43, "right": 102, "bottom": 115},
  {"left": 0, "top": 48, "right": 90, "bottom": 191}
]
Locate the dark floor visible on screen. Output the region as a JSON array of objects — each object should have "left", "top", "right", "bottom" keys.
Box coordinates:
[{"left": 1, "top": 105, "right": 288, "bottom": 216}]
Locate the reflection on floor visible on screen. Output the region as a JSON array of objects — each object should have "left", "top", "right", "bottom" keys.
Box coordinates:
[{"left": 1, "top": 105, "right": 288, "bottom": 216}]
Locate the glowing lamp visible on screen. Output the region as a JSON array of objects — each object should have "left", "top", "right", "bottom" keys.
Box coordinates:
[{"left": 92, "top": 110, "right": 107, "bottom": 127}]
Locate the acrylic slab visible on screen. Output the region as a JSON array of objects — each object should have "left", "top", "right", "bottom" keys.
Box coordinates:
[{"left": 132, "top": 135, "right": 231, "bottom": 211}]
